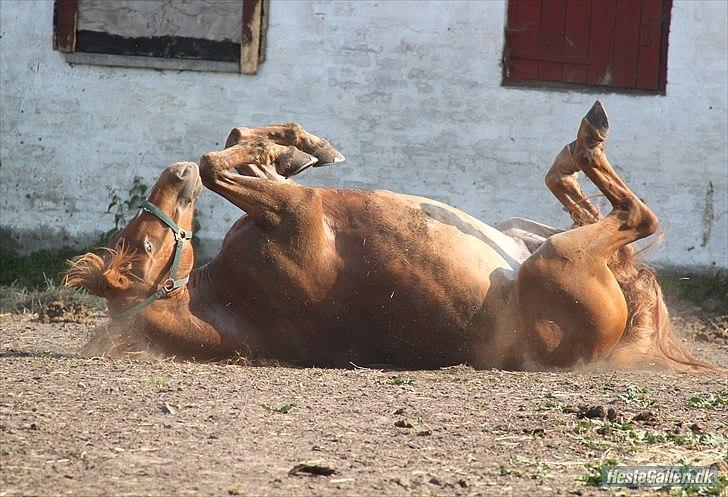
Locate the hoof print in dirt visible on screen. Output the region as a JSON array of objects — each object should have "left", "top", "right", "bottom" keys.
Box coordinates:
[
  {"left": 632, "top": 410, "right": 660, "bottom": 425},
  {"left": 576, "top": 405, "right": 619, "bottom": 421},
  {"left": 289, "top": 462, "right": 336, "bottom": 477},
  {"left": 394, "top": 418, "right": 414, "bottom": 429}
]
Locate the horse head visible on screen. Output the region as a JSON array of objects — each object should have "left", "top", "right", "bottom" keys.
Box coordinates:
[{"left": 65, "top": 162, "right": 201, "bottom": 319}]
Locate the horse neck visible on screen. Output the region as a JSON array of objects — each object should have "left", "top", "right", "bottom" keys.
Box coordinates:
[{"left": 133, "top": 266, "right": 225, "bottom": 355}]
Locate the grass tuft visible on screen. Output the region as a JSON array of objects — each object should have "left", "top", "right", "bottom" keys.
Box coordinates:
[
  {"left": 657, "top": 268, "right": 728, "bottom": 312},
  {"left": 0, "top": 280, "right": 103, "bottom": 314}
]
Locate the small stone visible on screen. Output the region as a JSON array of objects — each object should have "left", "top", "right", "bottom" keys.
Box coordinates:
[
  {"left": 689, "top": 422, "right": 704, "bottom": 434},
  {"left": 633, "top": 411, "right": 659, "bottom": 425},
  {"left": 160, "top": 403, "right": 176, "bottom": 415},
  {"left": 416, "top": 429, "right": 432, "bottom": 436},
  {"left": 393, "top": 408, "right": 405, "bottom": 415},
  {"left": 289, "top": 462, "right": 336, "bottom": 477},
  {"left": 606, "top": 407, "right": 619, "bottom": 422},
  {"left": 577, "top": 405, "right": 607, "bottom": 419},
  {"left": 394, "top": 418, "right": 414, "bottom": 429},
  {"left": 428, "top": 476, "right": 441, "bottom": 486}
]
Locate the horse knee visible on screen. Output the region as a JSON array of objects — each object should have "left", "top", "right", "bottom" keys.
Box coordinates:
[
  {"left": 636, "top": 205, "right": 659, "bottom": 237},
  {"left": 283, "top": 122, "right": 305, "bottom": 140},
  {"left": 199, "top": 151, "right": 226, "bottom": 187},
  {"left": 616, "top": 199, "right": 659, "bottom": 238},
  {"left": 224, "top": 127, "right": 250, "bottom": 148}
]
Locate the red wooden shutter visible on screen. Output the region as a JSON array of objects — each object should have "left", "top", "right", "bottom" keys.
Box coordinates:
[
  {"left": 503, "top": 0, "right": 671, "bottom": 93},
  {"left": 53, "top": 0, "right": 78, "bottom": 52}
]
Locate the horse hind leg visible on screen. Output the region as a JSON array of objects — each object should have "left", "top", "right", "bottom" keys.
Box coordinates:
[
  {"left": 514, "top": 102, "right": 658, "bottom": 368},
  {"left": 572, "top": 101, "right": 659, "bottom": 253}
]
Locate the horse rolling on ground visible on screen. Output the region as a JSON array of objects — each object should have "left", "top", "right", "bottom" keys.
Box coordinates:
[{"left": 66, "top": 102, "right": 718, "bottom": 372}]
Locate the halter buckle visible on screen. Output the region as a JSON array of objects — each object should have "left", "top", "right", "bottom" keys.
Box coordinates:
[{"left": 162, "top": 278, "right": 176, "bottom": 293}]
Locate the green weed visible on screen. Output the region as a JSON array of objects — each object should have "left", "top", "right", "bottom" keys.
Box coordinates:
[
  {"left": 619, "top": 386, "right": 657, "bottom": 407},
  {"left": 150, "top": 377, "right": 168, "bottom": 390},
  {"left": 582, "top": 459, "right": 620, "bottom": 486},
  {"left": 689, "top": 390, "right": 727, "bottom": 410}
]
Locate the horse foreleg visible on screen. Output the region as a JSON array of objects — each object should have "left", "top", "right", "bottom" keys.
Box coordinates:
[
  {"left": 225, "top": 123, "right": 345, "bottom": 166},
  {"left": 545, "top": 141, "right": 603, "bottom": 227},
  {"left": 199, "top": 144, "right": 320, "bottom": 230}
]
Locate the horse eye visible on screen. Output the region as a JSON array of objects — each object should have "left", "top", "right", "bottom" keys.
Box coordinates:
[{"left": 144, "top": 240, "right": 153, "bottom": 254}]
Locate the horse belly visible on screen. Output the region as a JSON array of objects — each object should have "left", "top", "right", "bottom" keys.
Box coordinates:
[{"left": 323, "top": 193, "right": 519, "bottom": 366}]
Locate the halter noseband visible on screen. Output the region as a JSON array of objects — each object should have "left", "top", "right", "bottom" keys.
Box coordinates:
[{"left": 113, "top": 200, "right": 191, "bottom": 320}]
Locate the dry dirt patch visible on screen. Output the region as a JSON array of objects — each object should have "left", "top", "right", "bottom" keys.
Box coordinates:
[{"left": 0, "top": 313, "right": 726, "bottom": 496}]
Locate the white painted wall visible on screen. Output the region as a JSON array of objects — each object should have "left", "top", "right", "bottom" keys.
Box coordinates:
[{"left": 1, "top": 0, "right": 726, "bottom": 267}]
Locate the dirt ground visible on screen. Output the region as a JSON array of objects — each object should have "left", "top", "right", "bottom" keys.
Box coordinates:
[{"left": 1, "top": 307, "right": 726, "bottom": 497}]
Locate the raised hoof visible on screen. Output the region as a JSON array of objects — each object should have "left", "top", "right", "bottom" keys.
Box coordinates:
[
  {"left": 311, "top": 140, "right": 346, "bottom": 167},
  {"left": 313, "top": 152, "right": 346, "bottom": 167},
  {"left": 277, "top": 147, "right": 318, "bottom": 178},
  {"left": 583, "top": 101, "right": 610, "bottom": 141}
]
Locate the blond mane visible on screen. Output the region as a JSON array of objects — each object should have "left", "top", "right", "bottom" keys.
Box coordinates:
[{"left": 64, "top": 245, "right": 138, "bottom": 296}]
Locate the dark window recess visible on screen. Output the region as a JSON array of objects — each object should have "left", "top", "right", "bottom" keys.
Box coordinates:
[
  {"left": 75, "top": 31, "right": 240, "bottom": 63},
  {"left": 503, "top": 0, "right": 672, "bottom": 93},
  {"left": 53, "top": 0, "right": 268, "bottom": 74}
]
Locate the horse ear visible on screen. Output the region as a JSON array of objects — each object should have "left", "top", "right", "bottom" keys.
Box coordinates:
[{"left": 103, "top": 268, "right": 130, "bottom": 291}]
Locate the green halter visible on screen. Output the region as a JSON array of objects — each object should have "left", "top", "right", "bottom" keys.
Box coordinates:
[{"left": 113, "top": 200, "right": 191, "bottom": 320}]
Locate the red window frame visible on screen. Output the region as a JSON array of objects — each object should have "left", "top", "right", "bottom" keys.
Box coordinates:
[{"left": 503, "top": 0, "right": 672, "bottom": 94}]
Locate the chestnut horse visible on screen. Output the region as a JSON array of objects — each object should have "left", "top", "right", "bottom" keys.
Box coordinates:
[{"left": 66, "top": 102, "right": 715, "bottom": 371}]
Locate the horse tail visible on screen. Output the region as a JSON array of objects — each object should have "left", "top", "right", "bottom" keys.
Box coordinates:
[{"left": 608, "top": 248, "right": 723, "bottom": 373}]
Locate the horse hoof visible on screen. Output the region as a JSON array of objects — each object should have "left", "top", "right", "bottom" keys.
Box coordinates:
[{"left": 584, "top": 100, "right": 609, "bottom": 137}]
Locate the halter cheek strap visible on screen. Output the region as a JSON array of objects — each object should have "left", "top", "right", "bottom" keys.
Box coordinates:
[{"left": 113, "top": 200, "right": 191, "bottom": 321}]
